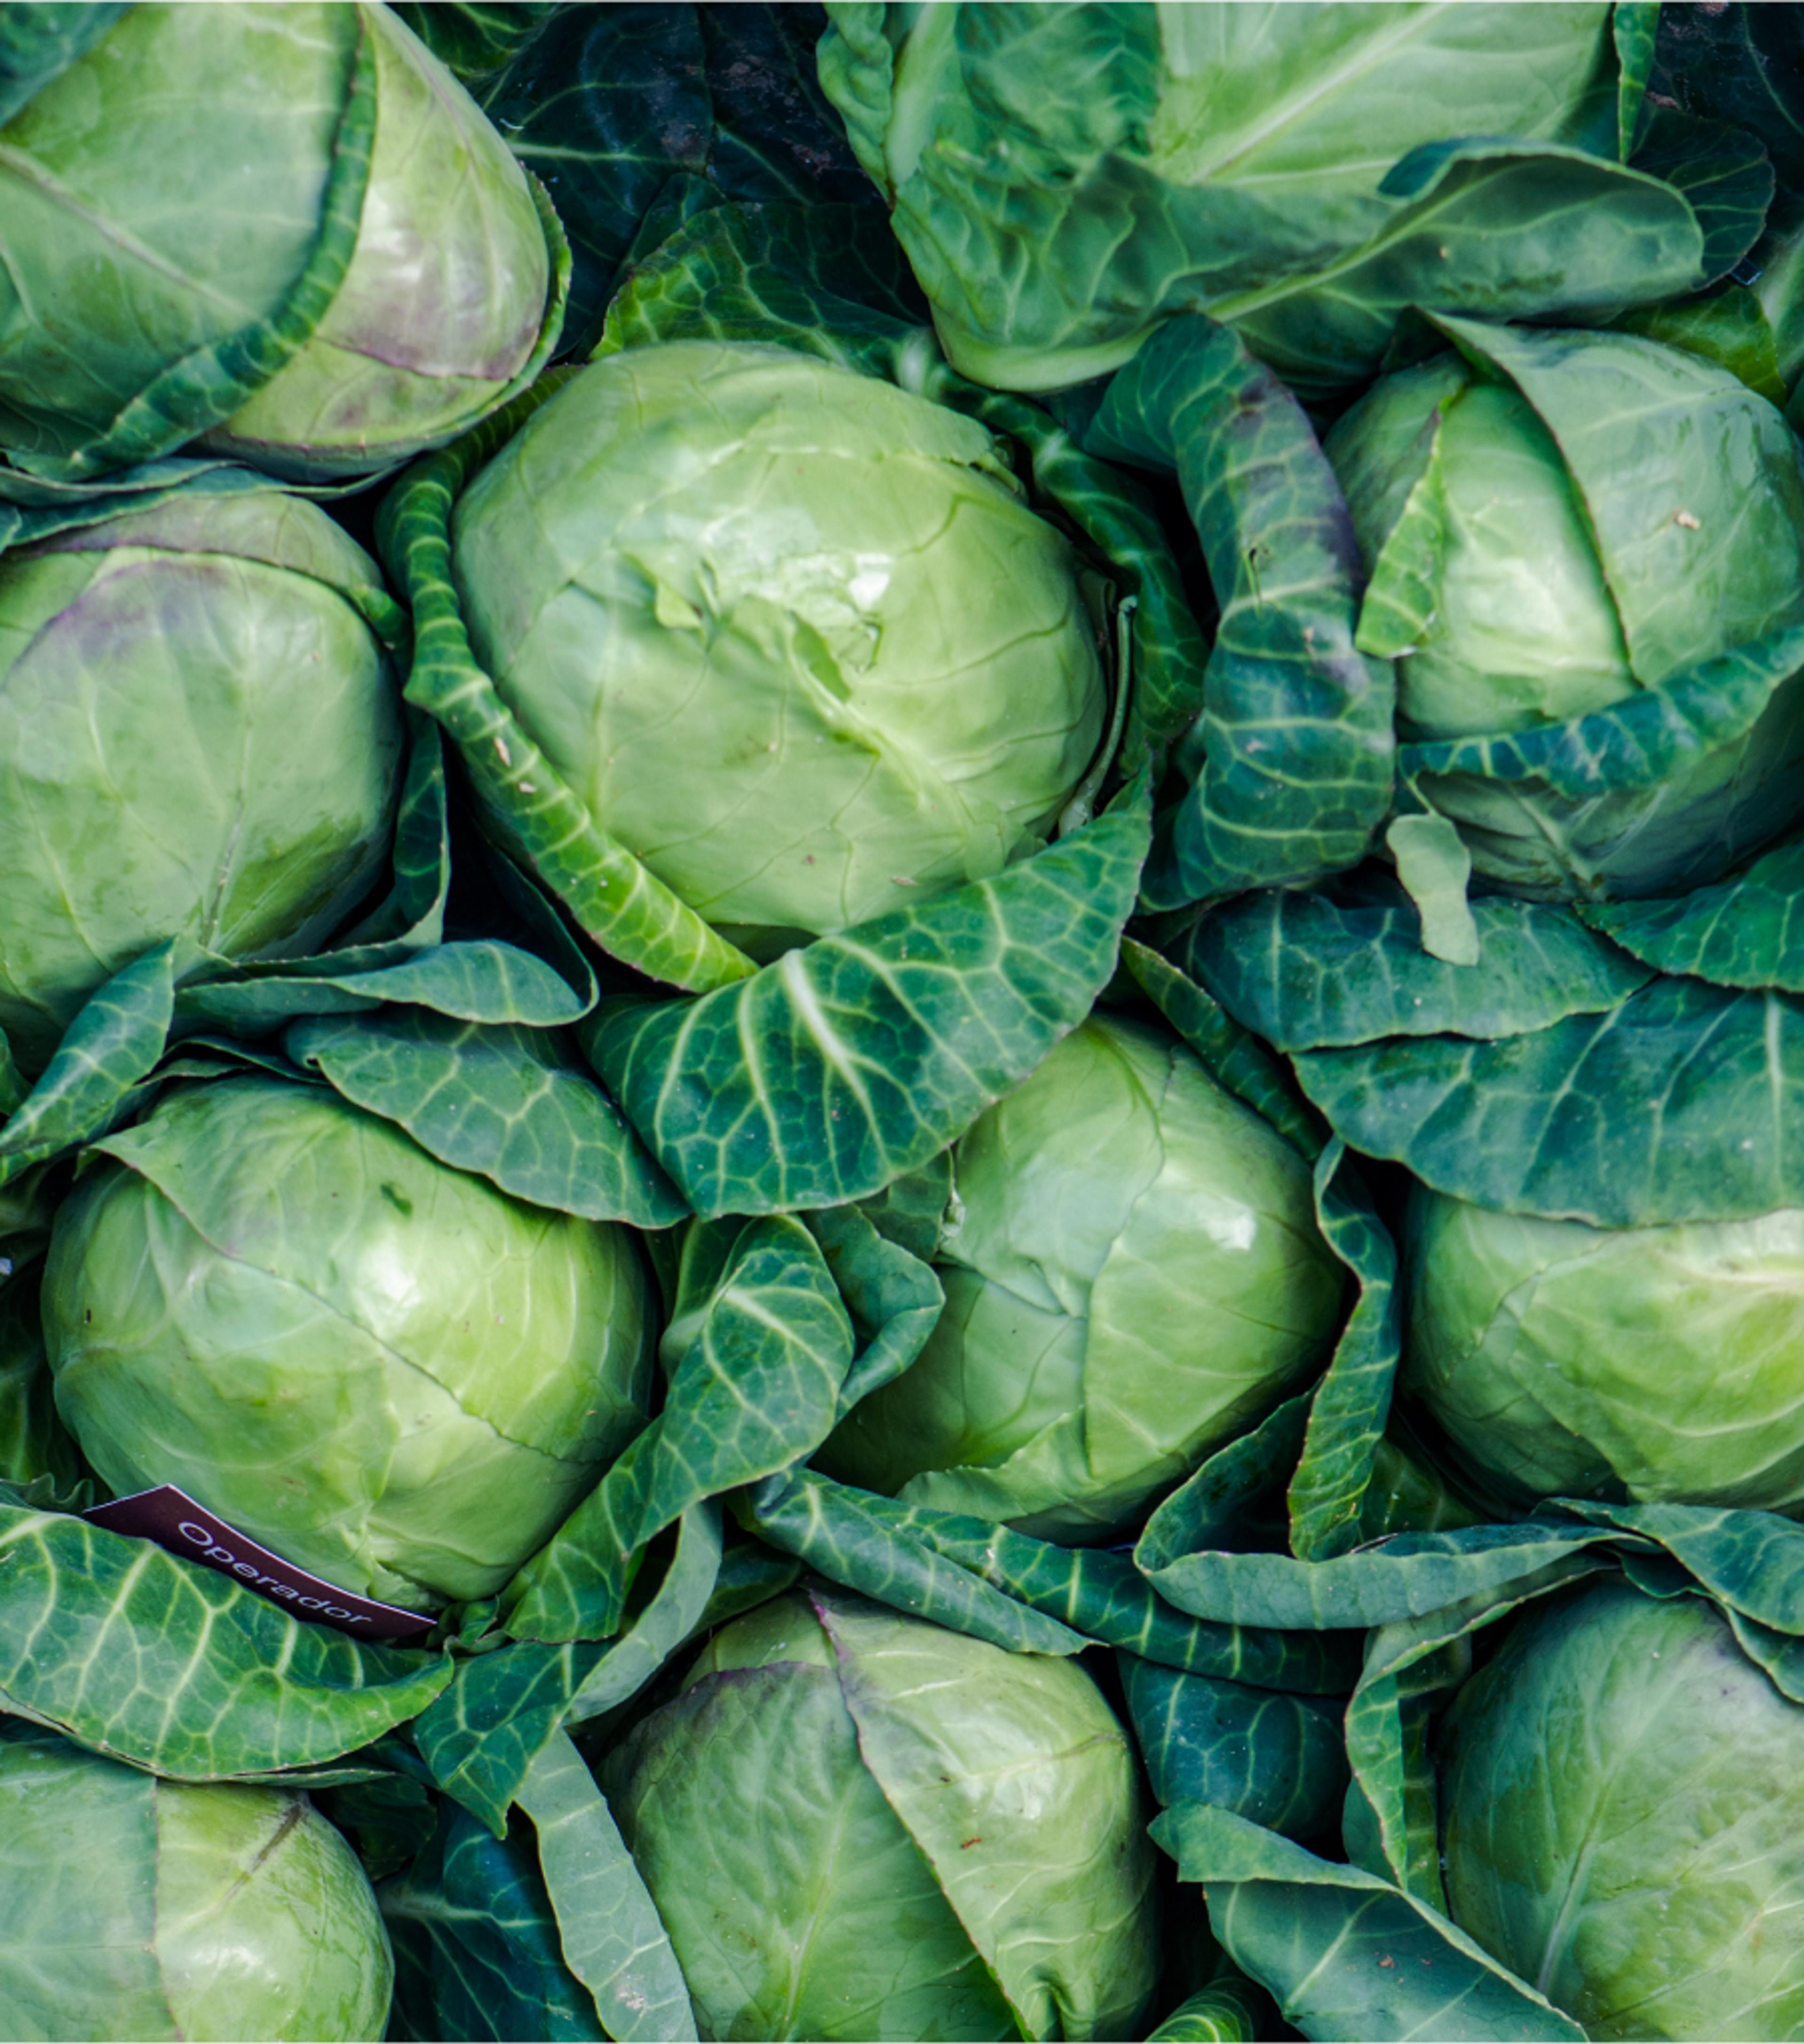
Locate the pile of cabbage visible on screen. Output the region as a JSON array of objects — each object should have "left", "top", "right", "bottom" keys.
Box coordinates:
[{"left": 6, "top": 5, "right": 1804, "bottom": 2042}]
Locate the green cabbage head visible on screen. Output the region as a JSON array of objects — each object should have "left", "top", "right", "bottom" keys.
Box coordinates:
[
  {"left": 0, "top": 489, "right": 403, "bottom": 1073},
  {"left": 0, "top": 2, "right": 559, "bottom": 481},
  {"left": 604, "top": 1587, "right": 1159, "bottom": 2042},
  {"left": 1441, "top": 1578, "right": 1804, "bottom": 2040},
  {"left": 451, "top": 339, "right": 1107, "bottom": 949},
  {"left": 818, "top": 1012, "right": 1343, "bottom": 1539},
  {"left": 1403, "top": 1184, "right": 1804, "bottom": 1512},
  {"left": 1327, "top": 326, "right": 1804, "bottom": 901},
  {"left": 0, "top": 1720, "right": 391, "bottom": 2042},
  {"left": 818, "top": 4, "right": 1622, "bottom": 390},
  {"left": 43, "top": 1076, "right": 653, "bottom": 1608}
]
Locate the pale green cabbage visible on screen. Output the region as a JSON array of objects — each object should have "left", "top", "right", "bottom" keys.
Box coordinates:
[
  {"left": 604, "top": 1588, "right": 1158, "bottom": 2042},
  {"left": 43, "top": 1076, "right": 653, "bottom": 1607},
  {"left": 1443, "top": 1579, "right": 1804, "bottom": 2040},
  {"left": 0, "top": 2, "right": 555, "bottom": 480},
  {"left": 451, "top": 339, "right": 1107, "bottom": 947},
  {"left": 0, "top": 489, "right": 402, "bottom": 1072},
  {"left": 1404, "top": 1184, "right": 1804, "bottom": 1511},
  {"left": 819, "top": 1012, "right": 1343, "bottom": 1539},
  {"left": 0, "top": 1721, "right": 391, "bottom": 2042}
]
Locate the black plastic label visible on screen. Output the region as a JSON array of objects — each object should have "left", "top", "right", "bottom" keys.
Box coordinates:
[{"left": 83, "top": 1486, "right": 435, "bottom": 1640}]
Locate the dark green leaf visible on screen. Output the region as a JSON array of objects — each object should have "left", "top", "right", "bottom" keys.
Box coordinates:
[
  {"left": 337, "top": 710, "right": 452, "bottom": 951},
  {"left": 415, "top": 1640, "right": 607, "bottom": 1836},
  {"left": 1616, "top": 1, "right": 1661, "bottom": 159},
  {"left": 1293, "top": 972, "right": 1804, "bottom": 1227},
  {"left": 1650, "top": 1, "right": 1804, "bottom": 205},
  {"left": 476, "top": 844, "right": 601, "bottom": 1012},
  {"left": 682, "top": 1531, "right": 801, "bottom": 1638},
  {"left": 286, "top": 1009, "right": 685, "bottom": 1227},
  {"left": 1613, "top": 281, "right": 1788, "bottom": 403},
  {"left": 1159, "top": 1804, "right": 1584, "bottom": 2042},
  {"left": 1144, "top": 1972, "right": 1271, "bottom": 2044},
  {"left": 416, "top": 1504, "right": 722, "bottom": 1833},
  {"left": 589, "top": 794, "right": 1148, "bottom": 1216},
  {"left": 518, "top": 1730, "right": 698, "bottom": 2044},
  {"left": 319, "top": 1770, "right": 438, "bottom": 1885},
  {"left": 156, "top": 1035, "right": 311, "bottom": 1086},
  {"left": 1631, "top": 108, "right": 1774, "bottom": 283},
  {"left": 1341, "top": 1564, "right": 1601, "bottom": 1901},
  {"left": 742, "top": 1468, "right": 1360, "bottom": 1693},
  {"left": 1560, "top": 1497, "right": 1804, "bottom": 1658},
  {"left": 1088, "top": 316, "right": 1393, "bottom": 908},
  {"left": 0, "top": 1167, "right": 56, "bottom": 1272},
  {"left": 697, "top": 6, "right": 879, "bottom": 210},
  {"left": 1581, "top": 832, "right": 1804, "bottom": 990},
  {"left": 1287, "top": 1145, "right": 1400, "bottom": 1563},
  {"left": 383, "top": 1804, "right": 605, "bottom": 2044},
  {"left": 0, "top": 1498, "right": 449, "bottom": 1777},
  {"left": 0, "top": 1270, "right": 81, "bottom": 1492},
  {"left": 482, "top": 6, "right": 880, "bottom": 356},
  {"left": 504, "top": 1219, "right": 852, "bottom": 1640},
  {"left": 0, "top": 2, "right": 127, "bottom": 125},
  {"left": 850, "top": 1153, "right": 953, "bottom": 1262},
  {"left": 736, "top": 1468, "right": 1089, "bottom": 1658},
  {"left": 1136, "top": 1515, "right": 1620, "bottom": 1634},
  {"left": 1121, "top": 1654, "right": 1349, "bottom": 1841},
  {"left": 1139, "top": 1397, "right": 1308, "bottom": 1568},
  {"left": 1220, "top": 139, "right": 1705, "bottom": 403},
  {"left": 600, "top": 199, "right": 928, "bottom": 362},
  {"left": 180, "top": 940, "right": 588, "bottom": 1033},
  {"left": 0, "top": 944, "right": 178, "bottom": 1187},
  {"left": 1186, "top": 891, "right": 1652, "bottom": 1052},
  {"left": 482, "top": 3, "right": 710, "bottom": 354},
  {"left": 0, "top": 455, "right": 257, "bottom": 533},
  {"left": 391, "top": 2, "right": 558, "bottom": 85},
  {"left": 1356, "top": 1428, "right": 1492, "bottom": 1544},
  {"left": 804, "top": 1204, "right": 944, "bottom": 1417}
]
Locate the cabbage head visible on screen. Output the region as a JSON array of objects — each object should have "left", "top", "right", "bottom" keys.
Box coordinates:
[
  {"left": 1326, "top": 327, "right": 1804, "bottom": 901},
  {"left": 0, "top": 2, "right": 559, "bottom": 481},
  {"left": 818, "top": 4, "right": 1623, "bottom": 390},
  {"left": 603, "top": 1587, "right": 1158, "bottom": 2042},
  {"left": 1441, "top": 1578, "right": 1804, "bottom": 2040},
  {"left": 43, "top": 1076, "right": 653, "bottom": 1608},
  {"left": 0, "top": 1720, "right": 391, "bottom": 2042},
  {"left": 1403, "top": 1184, "right": 1804, "bottom": 1512},
  {"left": 817, "top": 1012, "right": 1343, "bottom": 1539},
  {"left": 0, "top": 489, "right": 403, "bottom": 1072},
  {"left": 450, "top": 339, "right": 1106, "bottom": 949}
]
